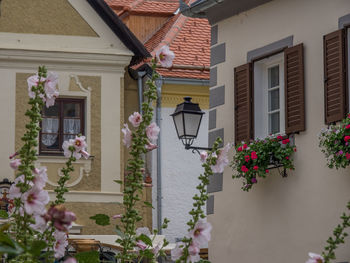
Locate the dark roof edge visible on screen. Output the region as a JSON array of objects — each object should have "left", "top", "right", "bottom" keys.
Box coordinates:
[
  {"left": 86, "top": 0, "right": 151, "bottom": 59},
  {"left": 180, "top": 0, "right": 223, "bottom": 18}
]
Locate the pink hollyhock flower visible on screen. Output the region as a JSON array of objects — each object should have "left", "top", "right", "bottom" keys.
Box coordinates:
[
  {"left": 245, "top": 155, "right": 250, "bottom": 162},
  {"left": 156, "top": 45, "right": 175, "bottom": 68},
  {"left": 31, "top": 214, "right": 48, "bottom": 233},
  {"left": 22, "top": 186, "right": 49, "bottom": 215},
  {"left": 9, "top": 175, "right": 25, "bottom": 199},
  {"left": 306, "top": 252, "right": 324, "bottom": 263},
  {"left": 241, "top": 165, "right": 248, "bottom": 173},
  {"left": 54, "top": 230, "right": 68, "bottom": 259},
  {"left": 47, "top": 205, "right": 76, "bottom": 232},
  {"left": 171, "top": 242, "right": 184, "bottom": 261},
  {"left": 145, "top": 141, "right": 158, "bottom": 151},
  {"left": 211, "top": 143, "right": 231, "bottom": 173},
  {"left": 112, "top": 214, "right": 122, "bottom": 219},
  {"left": 122, "top": 123, "right": 132, "bottom": 148},
  {"left": 146, "top": 122, "right": 160, "bottom": 141},
  {"left": 80, "top": 150, "right": 90, "bottom": 159},
  {"left": 253, "top": 165, "right": 259, "bottom": 171},
  {"left": 345, "top": 136, "right": 350, "bottom": 142},
  {"left": 152, "top": 243, "right": 161, "bottom": 255},
  {"left": 251, "top": 151, "right": 257, "bottom": 160},
  {"left": 346, "top": 124, "right": 350, "bottom": 129},
  {"left": 282, "top": 138, "right": 290, "bottom": 144},
  {"left": 188, "top": 244, "right": 201, "bottom": 262},
  {"left": 200, "top": 151, "right": 208, "bottom": 163},
  {"left": 188, "top": 220, "right": 212, "bottom": 247},
  {"left": 72, "top": 135, "right": 87, "bottom": 152},
  {"left": 27, "top": 74, "right": 43, "bottom": 98},
  {"left": 9, "top": 152, "right": 19, "bottom": 159},
  {"left": 62, "top": 136, "right": 89, "bottom": 160},
  {"left": 10, "top": 159, "right": 21, "bottom": 170},
  {"left": 251, "top": 177, "right": 257, "bottom": 183},
  {"left": 63, "top": 258, "right": 77, "bottom": 263},
  {"left": 33, "top": 167, "right": 48, "bottom": 189},
  {"left": 128, "top": 112, "right": 143, "bottom": 128},
  {"left": 136, "top": 240, "right": 147, "bottom": 251}
]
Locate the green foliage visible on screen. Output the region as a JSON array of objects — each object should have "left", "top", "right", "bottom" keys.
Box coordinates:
[
  {"left": 75, "top": 251, "right": 100, "bottom": 263},
  {"left": 28, "top": 241, "right": 47, "bottom": 258},
  {"left": 0, "top": 210, "right": 9, "bottom": 219},
  {"left": 319, "top": 114, "right": 350, "bottom": 169},
  {"left": 231, "top": 136, "right": 295, "bottom": 191},
  {"left": 90, "top": 214, "right": 110, "bottom": 226},
  {"left": 321, "top": 201, "right": 350, "bottom": 263}
]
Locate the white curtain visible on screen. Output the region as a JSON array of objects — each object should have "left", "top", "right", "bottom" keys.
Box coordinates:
[
  {"left": 42, "top": 118, "right": 59, "bottom": 146},
  {"left": 63, "top": 119, "right": 80, "bottom": 141}
]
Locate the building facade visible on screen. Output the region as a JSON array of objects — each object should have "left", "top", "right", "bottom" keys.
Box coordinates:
[{"left": 182, "top": 0, "right": 350, "bottom": 262}]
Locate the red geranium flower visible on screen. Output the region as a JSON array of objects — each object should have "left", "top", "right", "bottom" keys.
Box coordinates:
[
  {"left": 243, "top": 144, "right": 248, "bottom": 149},
  {"left": 285, "top": 156, "right": 289, "bottom": 160},
  {"left": 265, "top": 169, "right": 269, "bottom": 173},
  {"left": 253, "top": 165, "right": 259, "bottom": 171},
  {"left": 251, "top": 151, "right": 258, "bottom": 160},
  {"left": 345, "top": 136, "right": 350, "bottom": 142},
  {"left": 282, "top": 138, "right": 290, "bottom": 144},
  {"left": 346, "top": 153, "right": 350, "bottom": 160},
  {"left": 241, "top": 165, "right": 248, "bottom": 173},
  {"left": 245, "top": 155, "right": 250, "bottom": 162},
  {"left": 294, "top": 148, "right": 297, "bottom": 152},
  {"left": 277, "top": 135, "right": 283, "bottom": 140},
  {"left": 346, "top": 124, "right": 350, "bottom": 129},
  {"left": 237, "top": 146, "right": 243, "bottom": 152}
]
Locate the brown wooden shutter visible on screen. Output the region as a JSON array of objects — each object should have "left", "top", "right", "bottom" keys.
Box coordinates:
[
  {"left": 234, "top": 63, "right": 253, "bottom": 145},
  {"left": 323, "top": 29, "right": 347, "bottom": 124},
  {"left": 284, "top": 43, "right": 305, "bottom": 134}
]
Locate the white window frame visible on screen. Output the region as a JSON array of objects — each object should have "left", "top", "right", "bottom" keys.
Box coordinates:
[{"left": 254, "top": 53, "right": 285, "bottom": 139}]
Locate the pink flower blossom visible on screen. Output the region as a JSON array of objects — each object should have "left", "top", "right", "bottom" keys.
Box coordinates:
[
  {"left": 10, "top": 159, "right": 21, "bottom": 170},
  {"left": 156, "top": 45, "right": 175, "bottom": 68},
  {"left": 63, "top": 258, "right": 77, "bottom": 263},
  {"left": 245, "top": 155, "right": 250, "bottom": 162},
  {"left": 146, "top": 122, "right": 160, "bottom": 142},
  {"left": 237, "top": 146, "right": 243, "bottom": 152},
  {"left": 33, "top": 167, "right": 48, "bottom": 189},
  {"left": 200, "top": 151, "right": 208, "bottom": 163},
  {"left": 22, "top": 186, "right": 49, "bottom": 215},
  {"left": 346, "top": 124, "right": 350, "bottom": 129},
  {"left": 9, "top": 152, "right": 19, "bottom": 159},
  {"left": 171, "top": 242, "right": 184, "bottom": 261},
  {"left": 27, "top": 74, "right": 43, "bottom": 98},
  {"left": 122, "top": 123, "right": 132, "bottom": 148},
  {"left": 188, "top": 220, "right": 212, "bottom": 247},
  {"left": 188, "top": 244, "right": 201, "bottom": 262},
  {"left": 9, "top": 175, "right": 25, "bottom": 199},
  {"left": 306, "top": 252, "right": 324, "bottom": 263},
  {"left": 54, "top": 230, "right": 68, "bottom": 259},
  {"left": 145, "top": 141, "right": 158, "bottom": 151},
  {"left": 136, "top": 240, "right": 147, "bottom": 251},
  {"left": 128, "top": 112, "right": 143, "bottom": 128},
  {"left": 47, "top": 205, "right": 76, "bottom": 232},
  {"left": 345, "top": 136, "right": 350, "bottom": 142},
  {"left": 62, "top": 136, "right": 89, "bottom": 160},
  {"left": 282, "top": 138, "right": 290, "bottom": 144},
  {"left": 251, "top": 151, "right": 257, "bottom": 160},
  {"left": 112, "top": 214, "right": 122, "bottom": 219},
  {"left": 31, "top": 214, "right": 48, "bottom": 233},
  {"left": 243, "top": 144, "right": 248, "bottom": 149},
  {"left": 80, "top": 150, "right": 90, "bottom": 159},
  {"left": 211, "top": 143, "right": 231, "bottom": 173},
  {"left": 241, "top": 165, "right": 248, "bottom": 173},
  {"left": 251, "top": 177, "right": 257, "bottom": 184},
  {"left": 253, "top": 165, "right": 259, "bottom": 171},
  {"left": 346, "top": 153, "right": 350, "bottom": 160}
]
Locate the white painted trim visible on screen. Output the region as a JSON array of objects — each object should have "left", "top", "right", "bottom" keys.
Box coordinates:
[
  {"left": 48, "top": 190, "right": 123, "bottom": 203},
  {"left": 254, "top": 53, "right": 284, "bottom": 139},
  {"left": 0, "top": 48, "right": 130, "bottom": 72}
]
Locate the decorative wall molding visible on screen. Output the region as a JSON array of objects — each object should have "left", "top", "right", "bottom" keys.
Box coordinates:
[
  {"left": 161, "top": 94, "right": 209, "bottom": 108},
  {"left": 48, "top": 190, "right": 123, "bottom": 203}
]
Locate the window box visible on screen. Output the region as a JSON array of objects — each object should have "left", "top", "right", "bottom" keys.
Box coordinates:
[{"left": 231, "top": 135, "right": 296, "bottom": 191}]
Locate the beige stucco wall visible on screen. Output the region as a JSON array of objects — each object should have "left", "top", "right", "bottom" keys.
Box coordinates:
[
  {"left": 210, "top": 0, "right": 350, "bottom": 262},
  {"left": 0, "top": 0, "right": 97, "bottom": 36}
]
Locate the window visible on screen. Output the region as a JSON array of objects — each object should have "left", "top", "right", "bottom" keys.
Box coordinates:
[
  {"left": 254, "top": 53, "right": 285, "bottom": 139},
  {"left": 234, "top": 44, "right": 304, "bottom": 145},
  {"left": 40, "top": 98, "right": 85, "bottom": 155}
]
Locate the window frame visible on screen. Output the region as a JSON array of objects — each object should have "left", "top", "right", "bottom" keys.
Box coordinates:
[
  {"left": 253, "top": 52, "right": 285, "bottom": 139},
  {"left": 39, "top": 98, "right": 85, "bottom": 156}
]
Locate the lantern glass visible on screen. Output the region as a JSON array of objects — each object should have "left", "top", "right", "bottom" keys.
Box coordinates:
[
  {"left": 173, "top": 112, "right": 184, "bottom": 137},
  {"left": 183, "top": 112, "right": 202, "bottom": 138}
]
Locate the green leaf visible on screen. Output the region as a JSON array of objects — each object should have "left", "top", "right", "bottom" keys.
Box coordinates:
[
  {"left": 115, "top": 225, "right": 125, "bottom": 238},
  {"left": 138, "top": 234, "right": 153, "bottom": 247},
  {"left": 0, "top": 232, "right": 16, "bottom": 248},
  {"left": 114, "top": 180, "right": 123, "bottom": 185},
  {"left": 75, "top": 251, "right": 100, "bottom": 263},
  {"left": 90, "top": 214, "right": 110, "bottom": 226},
  {"left": 28, "top": 240, "right": 47, "bottom": 258},
  {"left": 0, "top": 211, "right": 8, "bottom": 219},
  {"left": 144, "top": 201, "right": 154, "bottom": 208}
]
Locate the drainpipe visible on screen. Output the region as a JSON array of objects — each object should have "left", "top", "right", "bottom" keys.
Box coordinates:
[
  {"left": 155, "top": 78, "right": 163, "bottom": 234},
  {"left": 137, "top": 71, "right": 146, "bottom": 114}
]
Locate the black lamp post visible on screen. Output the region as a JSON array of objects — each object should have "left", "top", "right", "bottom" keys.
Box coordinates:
[{"left": 171, "top": 97, "right": 212, "bottom": 154}]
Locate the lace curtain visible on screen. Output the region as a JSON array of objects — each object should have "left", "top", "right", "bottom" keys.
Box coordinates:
[
  {"left": 42, "top": 118, "right": 59, "bottom": 146},
  {"left": 63, "top": 119, "right": 80, "bottom": 141}
]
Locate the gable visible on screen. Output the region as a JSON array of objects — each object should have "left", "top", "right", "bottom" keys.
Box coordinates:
[{"left": 0, "top": 0, "right": 98, "bottom": 37}]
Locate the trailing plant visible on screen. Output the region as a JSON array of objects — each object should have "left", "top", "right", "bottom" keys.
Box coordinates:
[
  {"left": 319, "top": 114, "right": 350, "bottom": 169},
  {"left": 306, "top": 201, "right": 350, "bottom": 263},
  {"left": 231, "top": 135, "right": 296, "bottom": 191}
]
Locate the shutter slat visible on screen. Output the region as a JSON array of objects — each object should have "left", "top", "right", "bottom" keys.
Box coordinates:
[
  {"left": 284, "top": 43, "right": 305, "bottom": 134},
  {"left": 324, "top": 29, "right": 347, "bottom": 124},
  {"left": 234, "top": 63, "right": 253, "bottom": 145}
]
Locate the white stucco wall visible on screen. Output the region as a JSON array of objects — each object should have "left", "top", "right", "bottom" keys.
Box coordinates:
[
  {"left": 210, "top": 0, "right": 350, "bottom": 262},
  {"left": 152, "top": 107, "right": 209, "bottom": 243}
]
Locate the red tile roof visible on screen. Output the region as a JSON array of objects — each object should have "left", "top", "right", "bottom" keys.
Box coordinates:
[{"left": 106, "top": 0, "right": 210, "bottom": 80}]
